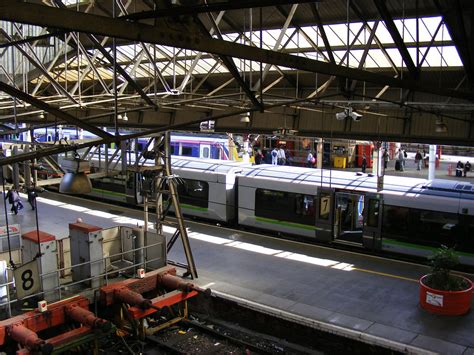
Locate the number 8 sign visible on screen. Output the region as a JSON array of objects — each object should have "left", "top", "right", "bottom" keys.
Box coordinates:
[{"left": 13, "top": 259, "right": 41, "bottom": 299}]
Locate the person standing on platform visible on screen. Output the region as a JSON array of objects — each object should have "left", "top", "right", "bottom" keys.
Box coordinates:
[
  {"left": 397, "top": 149, "right": 405, "bottom": 171},
  {"left": 306, "top": 151, "right": 315, "bottom": 168},
  {"left": 361, "top": 154, "right": 367, "bottom": 173},
  {"left": 271, "top": 147, "right": 278, "bottom": 165},
  {"left": 464, "top": 161, "right": 471, "bottom": 177},
  {"left": 383, "top": 149, "right": 389, "bottom": 170},
  {"left": 456, "top": 161, "right": 464, "bottom": 177},
  {"left": 415, "top": 150, "right": 423, "bottom": 171},
  {"left": 277, "top": 146, "right": 286, "bottom": 165}
]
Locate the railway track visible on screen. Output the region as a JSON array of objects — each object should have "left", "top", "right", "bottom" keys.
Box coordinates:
[{"left": 145, "top": 317, "right": 317, "bottom": 354}]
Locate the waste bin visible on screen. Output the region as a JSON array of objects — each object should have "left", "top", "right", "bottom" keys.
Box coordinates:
[{"left": 334, "top": 157, "right": 347, "bottom": 168}]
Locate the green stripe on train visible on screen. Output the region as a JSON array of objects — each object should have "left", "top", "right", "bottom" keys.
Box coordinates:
[
  {"left": 92, "top": 188, "right": 125, "bottom": 198},
  {"left": 383, "top": 238, "right": 474, "bottom": 257},
  {"left": 181, "top": 203, "right": 208, "bottom": 212},
  {"left": 255, "top": 216, "right": 315, "bottom": 231}
]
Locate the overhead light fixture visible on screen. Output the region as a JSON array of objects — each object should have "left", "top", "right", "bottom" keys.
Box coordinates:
[
  {"left": 335, "top": 107, "right": 363, "bottom": 121},
  {"left": 240, "top": 112, "right": 250, "bottom": 123},
  {"left": 435, "top": 118, "right": 448, "bottom": 133},
  {"left": 39, "top": 112, "right": 45, "bottom": 120},
  {"left": 59, "top": 152, "right": 92, "bottom": 194},
  {"left": 117, "top": 114, "right": 123, "bottom": 120},
  {"left": 122, "top": 113, "right": 128, "bottom": 121}
]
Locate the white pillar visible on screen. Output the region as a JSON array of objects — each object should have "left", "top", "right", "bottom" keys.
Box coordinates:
[
  {"left": 429, "top": 144, "right": 436, "bottom": 180},
  {"left": 242, "top": 137, "right": 250, "bottom": 163},
  {"left": 316, "top": 139, "right": 323, "bottom": 169},
  {"left": 372, "top": 147, "right": 383, "bottom": 176}
]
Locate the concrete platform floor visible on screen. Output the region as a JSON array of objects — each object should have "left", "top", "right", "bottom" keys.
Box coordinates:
[{"left": 1, "top": 192, "right": 473, "bottom": 355}]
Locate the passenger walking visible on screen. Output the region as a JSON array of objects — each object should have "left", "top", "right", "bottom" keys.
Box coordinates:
[
  {"left": 5, "top": 187, "right": 22, "bottom": 214},
  {"left": 4, "top": 188, "right": 15, "bottom": 213},
  {"left": 415, "top": 150, "right": 423, "bottom": 171},
  {"left": 456, "top": 161, "right": 464, "bottom": 177},
  {"left": 277, "top": 146, "right": 286, "bottom": 165},
  {"left": 306, "top": 151, "right": 315, "bottom": 168},
  {"left": 383, "top": 149, "right": 389, "bottom": 170},
  {"left": 271, "top": 147, "right": 278, "bottom": 165},
  {"left": 463, "top": 161, "right": 471, "bottom": 177},
  {"left": 361, "top": 154, "right": 367, "bottom": 173},
  {"left": 26, "top": 187, "right": 37, "bottom": 210}
]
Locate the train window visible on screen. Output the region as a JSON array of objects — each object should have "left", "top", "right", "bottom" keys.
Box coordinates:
[
  {"left": 255, "top": 189, "right": 315, "bottom": 226},
  {"left": 177, "top": 179, "right": 209, "bottom": 208},
  {"left": 170, "top": 144, "right": 176, "bottom": 155},
  {"left": 182, "top": 147, "right": 193, "bottom": 156},
  {"left": 382, "top": 205, "right": 460, "bottom": 248},
  {"left": 202, "top": 147, "right": 210, "bottom": 158},
  {"left": 319, "top": 193, "right": 331, "bottom": 220},
  {"left": 366, "top": 199, "right": 380, "bottom": 227}
]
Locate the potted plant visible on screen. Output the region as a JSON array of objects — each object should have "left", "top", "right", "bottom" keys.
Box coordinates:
[{"left": 419, "top": 246, "right": 473, "bottom": 315}]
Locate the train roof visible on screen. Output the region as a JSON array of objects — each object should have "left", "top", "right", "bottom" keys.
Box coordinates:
[
  {"left": 171, "top": 156, "right": 249, "bottom": 174},
  {"left": 240, "top": 164, "right": 474, "bottom": 200}
]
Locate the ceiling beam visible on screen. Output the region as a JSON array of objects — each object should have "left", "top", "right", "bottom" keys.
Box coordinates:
[
  {"left": 1, "top": 2, "right": 473, "bottom": 101},
  {"left": 197, "top": 14, "right": 262, "bottom": 109},
  {"left": 0, "top": 81, "right": 113, "bottom": 139},
  {"left": 373, "top": 0, "right": 419, "bottom": 79},
  {"left": 434, "top": 0, "right": 474, "bottom": 86},
  {"left": 123, "top": 0, "right": 319, "bottom": 21}
]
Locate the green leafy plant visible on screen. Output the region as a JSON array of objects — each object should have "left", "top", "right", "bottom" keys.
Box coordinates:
[{"left": 425, "top": 246, "right": 469, "bottom": 291}]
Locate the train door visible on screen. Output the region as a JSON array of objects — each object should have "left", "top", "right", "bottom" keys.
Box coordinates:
[
  {"left": 315, "top": 188, "right": 334, "bottom": 242},
  {"left": 333, "top": 192, "right": 365, "bottom": 245},
  {"left": 200, "top": 144, "right": 211, "bottom": 159},
  {"left": 362, "top": 194, "right": 383, "bottom": 250}
]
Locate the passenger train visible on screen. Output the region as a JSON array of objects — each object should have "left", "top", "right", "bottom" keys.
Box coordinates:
[
  {"left": 29, "top": 127, "right": 233, "bottom": 160},
  {"left": 88, "top": 156, "right": 474, "bottom": 266}
]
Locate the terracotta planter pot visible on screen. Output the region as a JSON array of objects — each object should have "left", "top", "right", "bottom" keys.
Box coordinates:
[{"left": 419, "top": 274, "right": 473, "bottom": 316}]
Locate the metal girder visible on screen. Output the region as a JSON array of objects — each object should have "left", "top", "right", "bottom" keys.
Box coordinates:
[
  {"left": 0, "top": 30, "right": 65, "bottom": 49},
  {"left": 197, "top": 14, "right": 262, "bottom": 109},
  {"left": 0, "top": 27, "right": 79, "bottom": 104},
  {"left": 434, "top": 0, "right": 474, "bottom": 85},
  {"left": 0, "top": 81, "right": 113, "bottom": 139},
  {"left": 51, "top": 0, "right": 156, "bottom": 108},
  {"left": 373, "top": 0, "right": 419, "bottom": 79},
  {"left": 309, "top": 3, "right": 335, "bottom": 64},
  {"left": 1, "top": 2, "right": 474, "bottom": 101},
  {"left": 123, "top": 0, "right": 319, "bottom": 21}
]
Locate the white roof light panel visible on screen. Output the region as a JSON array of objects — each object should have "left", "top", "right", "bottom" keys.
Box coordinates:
[
  {"left": 423, "top": 46, "right": 463, "bottom": 67},
  {"left": 374, "top": 21, "right": 394, "bottom": 44},
  {"left": 262, "top": 29, "right": 292, "bottom": 49},
  {"left": 385, "top": 48, "right": 404, "bottom": 68},
  {"left": 300, "top": 26, "right": 324, "bottom": 46},
  {"left": 325, "top": 24, "right": 346, "bottom": 46}
]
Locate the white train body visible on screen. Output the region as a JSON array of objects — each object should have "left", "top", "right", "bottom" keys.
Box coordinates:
[{"left": 171, "top": 158, "right": 474, "bottom": 265}]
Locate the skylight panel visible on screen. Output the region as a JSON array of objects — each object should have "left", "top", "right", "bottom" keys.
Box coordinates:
[
  {"left": 423, "top": 46, "right": 462, "bottom": 67},
  {"left": 375, "top": 22, "right": 394, "bottom": 44},
  {"left": 385, "top": 48, "right": 404, "bottom": 68},
  {"left": 434, "top": 23, "right": 452, "bottom": 41},
  {"left": 325, "top": 24, "right": 346, "bottom": 46}
]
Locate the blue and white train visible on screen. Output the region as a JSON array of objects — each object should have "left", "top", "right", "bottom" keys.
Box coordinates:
[{"left": 30, "top": 127, "right": 232, "bottom": 161}]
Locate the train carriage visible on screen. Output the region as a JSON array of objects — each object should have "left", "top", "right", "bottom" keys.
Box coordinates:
[{"left": 170, "top": 157, "right": 249, "bottom": 222}]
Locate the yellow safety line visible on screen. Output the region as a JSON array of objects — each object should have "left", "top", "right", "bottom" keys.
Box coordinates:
[{"left": 353, "top": 267, "right": 419, "bottom": 283}]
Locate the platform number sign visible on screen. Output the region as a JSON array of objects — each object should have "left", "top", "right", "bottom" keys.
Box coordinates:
[
  {"left": 13, "top": 260, "right": 40, "bottom": 299},
  {"left": 320, "top": 196, "right": 331, "bottom": 218}
]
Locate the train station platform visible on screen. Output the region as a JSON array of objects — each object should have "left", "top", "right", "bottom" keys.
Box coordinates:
[{"left": 1, "top": 192, "right": 473, "bottom": 354}]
